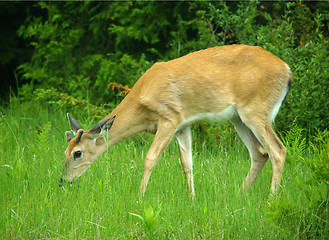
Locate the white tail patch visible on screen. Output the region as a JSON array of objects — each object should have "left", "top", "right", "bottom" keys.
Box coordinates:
[{"left": 270, "top": 82, "right": 290, "bottom": 123}]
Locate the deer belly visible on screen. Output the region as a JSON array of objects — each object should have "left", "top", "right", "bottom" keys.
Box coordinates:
[{"left": 178, "top": 104, "right": 237, "bottom": 129}]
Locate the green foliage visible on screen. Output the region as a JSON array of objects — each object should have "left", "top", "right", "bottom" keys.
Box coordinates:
[
  {"left": 266, "top": 125, "right": 329, "bottom": 239},
  {"left": 280, "top": 124, "right": 307, "bottom": 164},
  {"left": 204, "top": 1, "right": 259, "bottom": 46},
  {"left": 266, "top": 195, "right": 329, "bottom": 239},
  {"left": 281, "top": 125, "right": 329, "bottom": 199},
  {"left": 16, "top": 1, "right": 186, "bottom": 104},
  {"left": 129, "top": 204, "right": 162, "bottom": 238},
  {"left": 0, "top": 113, "right": 10, "bottom": 147},
  {"left": 191, "top": 121, "right": 241, "bottom": 154},
  {"left": 304, "top": 129, "right": 329, "bottom": 196},
  {"left": 15, "top": 1, "right": 329, "bottom": 134},
  {"left": 28, "top": 121, "right": 53, "bottom": 170},
  {"left": 31, "top": 121, "right": 52, "bottom": 153},
  {"left": 255, "top": 2, "right": 329, "bottom": 132},
  {"left": 34, "top": 88, "right": 108, "bottom": 119}
]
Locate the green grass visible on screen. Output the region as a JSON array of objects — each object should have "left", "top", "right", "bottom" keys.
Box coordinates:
[{"left": 1, "top": 100, "right": 328, "bottom": 239}]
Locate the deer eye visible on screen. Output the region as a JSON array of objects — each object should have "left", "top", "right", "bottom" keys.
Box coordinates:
[{"left": 73, "top": 151, "right": 82, "bottom": 159}]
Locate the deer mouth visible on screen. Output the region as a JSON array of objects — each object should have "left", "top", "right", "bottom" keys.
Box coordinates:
[{"left": 59, "top": 176, "right": 73, "bottom": 187}]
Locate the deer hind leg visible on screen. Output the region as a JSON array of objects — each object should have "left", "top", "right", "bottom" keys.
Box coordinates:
[
  {"left": 140, "top": 121, "right": 178, "bottom": 197},
  {"left": 231, "top": 116, "right": 269, "bottom": 193},
  {"left": 237, "top": 114, "right": 286, "bottom": 194},
  {"left": 175, "top": 126, "right": 195, "bottom": 198},
  {"left": 262, "top": 125, "right": 286, "bottom": 194}
]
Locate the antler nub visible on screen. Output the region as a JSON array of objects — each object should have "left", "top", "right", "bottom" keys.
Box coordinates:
[{"left": 75, "top": 129, "right": 84, "bottom": 144}]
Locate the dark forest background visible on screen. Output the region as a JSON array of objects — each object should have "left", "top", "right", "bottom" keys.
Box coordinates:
[{"left": 1, "top": 1, "right": 329, "bottom": 133}]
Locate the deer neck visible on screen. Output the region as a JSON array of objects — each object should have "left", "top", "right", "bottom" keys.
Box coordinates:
[{"left": 99, "top": 97, "right": 148, "bottom": 150}]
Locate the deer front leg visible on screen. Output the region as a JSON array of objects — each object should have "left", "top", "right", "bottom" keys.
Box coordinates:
[{"left": 140, "top": 121, "right": 177, "bottom": 198}]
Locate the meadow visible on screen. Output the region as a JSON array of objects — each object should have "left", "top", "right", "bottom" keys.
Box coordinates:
[{"left": 1, "top": 99, "right": 328, "bottom": 239}]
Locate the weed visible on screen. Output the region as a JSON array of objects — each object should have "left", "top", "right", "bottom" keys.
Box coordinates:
[{"left": 129, "top": 204, "right": 162, "bottom": 238}]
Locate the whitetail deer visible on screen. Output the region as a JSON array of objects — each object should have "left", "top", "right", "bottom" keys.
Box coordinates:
[{"left": 61, "top": 44, "right": 292, "bottom": 198}]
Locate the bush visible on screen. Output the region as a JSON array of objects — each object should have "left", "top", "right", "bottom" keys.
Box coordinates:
[
  {"left": 16, "top": 1, "right": 329, "bottom": 134},
  {"left": 266, "top": 125, "right": 329, "bottom": 239}
]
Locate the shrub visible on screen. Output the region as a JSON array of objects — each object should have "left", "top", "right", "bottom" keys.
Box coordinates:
[{"left": 16, "top": 1, "right": 329, "bottom": 134}]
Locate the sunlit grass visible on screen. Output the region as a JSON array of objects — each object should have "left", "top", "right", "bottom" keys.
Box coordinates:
[{"left": 0, "top": 100, "right": 327, "bottom": 239}]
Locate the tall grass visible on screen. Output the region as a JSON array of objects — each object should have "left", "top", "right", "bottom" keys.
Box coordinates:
[{"left": 0, "top": 99, "right": 328, "bottom": 239}]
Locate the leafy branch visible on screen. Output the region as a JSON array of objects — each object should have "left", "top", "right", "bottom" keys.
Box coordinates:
[
  {"left": 108, "top": 82, "right": 131, "bottom": 96},
  {"left": 34, "top": 88, "right": 108, "bottom": 118}
]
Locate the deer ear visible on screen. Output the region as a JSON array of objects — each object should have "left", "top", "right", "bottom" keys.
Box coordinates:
[
  {"left": 67, "top": 113, "right": 83, "bottom": 134},
  {"left": 89, "top": 115, "right": 116, "bottom": 136}
]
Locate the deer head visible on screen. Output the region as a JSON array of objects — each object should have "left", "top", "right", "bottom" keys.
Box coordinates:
[{"left": 60, "top": 113, "right": 116, "bottom": 184}]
